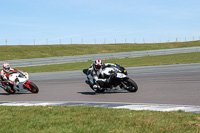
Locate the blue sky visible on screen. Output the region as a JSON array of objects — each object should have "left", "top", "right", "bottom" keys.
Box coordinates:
[{"left": 0, "top": 0, "right": 200, "bottom": 45}]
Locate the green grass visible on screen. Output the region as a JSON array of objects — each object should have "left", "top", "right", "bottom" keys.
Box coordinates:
[
  {"left": 17, "top": 52, "right": 200, "bottom": 73},
  {"left": 1, "top": 41, "right": 200, "bottom": 61},
  {"left": 0, "top": 106, "right": 199, "bottom": 133}
]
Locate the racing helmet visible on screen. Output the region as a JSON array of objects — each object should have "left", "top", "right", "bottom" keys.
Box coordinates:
[
  {"left": 93, "top": 59, "right": 104, "bottom": 71},
  {"left": 3, "top": 63, "right": 10, "bottom": 73}
]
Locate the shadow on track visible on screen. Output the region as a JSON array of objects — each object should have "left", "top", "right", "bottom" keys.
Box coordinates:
[
  {"left": 0, "top": 92, "right": 34, "bottom": 95},
  {"left": 78, "top": 90, "right": 130, "bottom": 95}
]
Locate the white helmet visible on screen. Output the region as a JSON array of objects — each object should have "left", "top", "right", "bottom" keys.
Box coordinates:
[
  {"left": 93, "top": 59, "right": 104, "bottom": 71},
  {"left": 3, "top": 63, "right": 10, "bottom": 73}
]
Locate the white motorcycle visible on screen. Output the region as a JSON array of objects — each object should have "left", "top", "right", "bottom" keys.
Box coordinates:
[
  {"left": 0, "top": 69, "right": 39, "bottom": 94},
  {"left": 83, "top": 64, "right": 138, "bottom": 93}
]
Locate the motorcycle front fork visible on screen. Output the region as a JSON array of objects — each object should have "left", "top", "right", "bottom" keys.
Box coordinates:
[{"left": 120, "top": 81, "right": 128, "bottom": 89}]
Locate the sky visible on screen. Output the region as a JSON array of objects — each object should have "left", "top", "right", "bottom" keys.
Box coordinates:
[{"left": 0, "top": 0, "right": 200, "bottom": 45}]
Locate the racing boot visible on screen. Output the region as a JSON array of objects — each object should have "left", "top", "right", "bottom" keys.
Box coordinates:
[
  {"left": 93, "top": 84, "right": 102, "bottom": 91},
  {"left": 5, "top": 86, "right": 12, "bottom": 92}
]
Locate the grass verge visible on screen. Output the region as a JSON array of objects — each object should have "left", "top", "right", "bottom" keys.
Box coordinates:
[
  {"left": 17, "top": 52, "right": 200, "bottom": 73},
  {"left": 0, "top": 106, "right": 199, "bottom": 133},
  {"left": 1, "top": 41, "right": 200, "bottom": 61}
]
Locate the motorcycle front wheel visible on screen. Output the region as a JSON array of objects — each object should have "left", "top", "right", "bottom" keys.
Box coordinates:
[
  {"left": 27, "top": 82, "right": 39, "bottom": 93},
  {"left": 121, "top": 78, "right": 138, "bottom": 92}
]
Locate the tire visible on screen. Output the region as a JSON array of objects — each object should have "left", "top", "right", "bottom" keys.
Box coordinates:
[
  {"left": 28, "top": 82, "right": 39, "bottom": 93},
  {"left": 122, "top": 78, "right": 138, "bottom": 92}
]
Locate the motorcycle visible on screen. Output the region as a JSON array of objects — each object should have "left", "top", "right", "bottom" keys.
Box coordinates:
[
  {"left": 83, "top": 64, "right": 138, "bottom": 93},
  {"left": 0, "top": 69, "right": 39, "bottom": 94}
]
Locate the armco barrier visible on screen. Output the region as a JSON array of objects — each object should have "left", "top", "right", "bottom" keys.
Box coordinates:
[{"left": 1, "top": 47, "right": 200, "bottom": 68}]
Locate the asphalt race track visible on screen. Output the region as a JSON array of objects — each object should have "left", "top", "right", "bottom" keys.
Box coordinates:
[{"left": 0, "top": 63, "right": 200, "bottom": 109}]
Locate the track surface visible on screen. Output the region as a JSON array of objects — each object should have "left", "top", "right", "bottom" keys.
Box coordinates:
[{"left": 0, "top": 63, "right": 200, "bottom": 107}]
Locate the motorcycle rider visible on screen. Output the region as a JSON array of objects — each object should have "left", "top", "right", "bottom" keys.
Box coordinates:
[
  {"left": 86, "top": 59, "right": 117, "bottom": 91},
  {"left": 0, "top": 63, "right": 18, "bottom": 92}
]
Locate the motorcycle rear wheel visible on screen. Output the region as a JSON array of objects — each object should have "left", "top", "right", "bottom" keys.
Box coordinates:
[{"left": 122, "top": 78, "right": 138, "bottom": 92}]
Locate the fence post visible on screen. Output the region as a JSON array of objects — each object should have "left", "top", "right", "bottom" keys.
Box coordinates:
[{"left": 5, "top": 39, "right": 7, "bottom": 45}]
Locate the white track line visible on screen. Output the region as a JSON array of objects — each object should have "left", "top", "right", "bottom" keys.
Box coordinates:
[{"left": 0, "top": 102, "right": 200, "bottom": 113}]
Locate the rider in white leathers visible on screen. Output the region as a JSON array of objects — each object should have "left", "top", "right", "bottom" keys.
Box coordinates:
[
  {"left": 0, "top": 63, "right": 18, "bottom": 92},
  {"left": 86, "top": 59, "right": 117, "bottom": 90}
]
